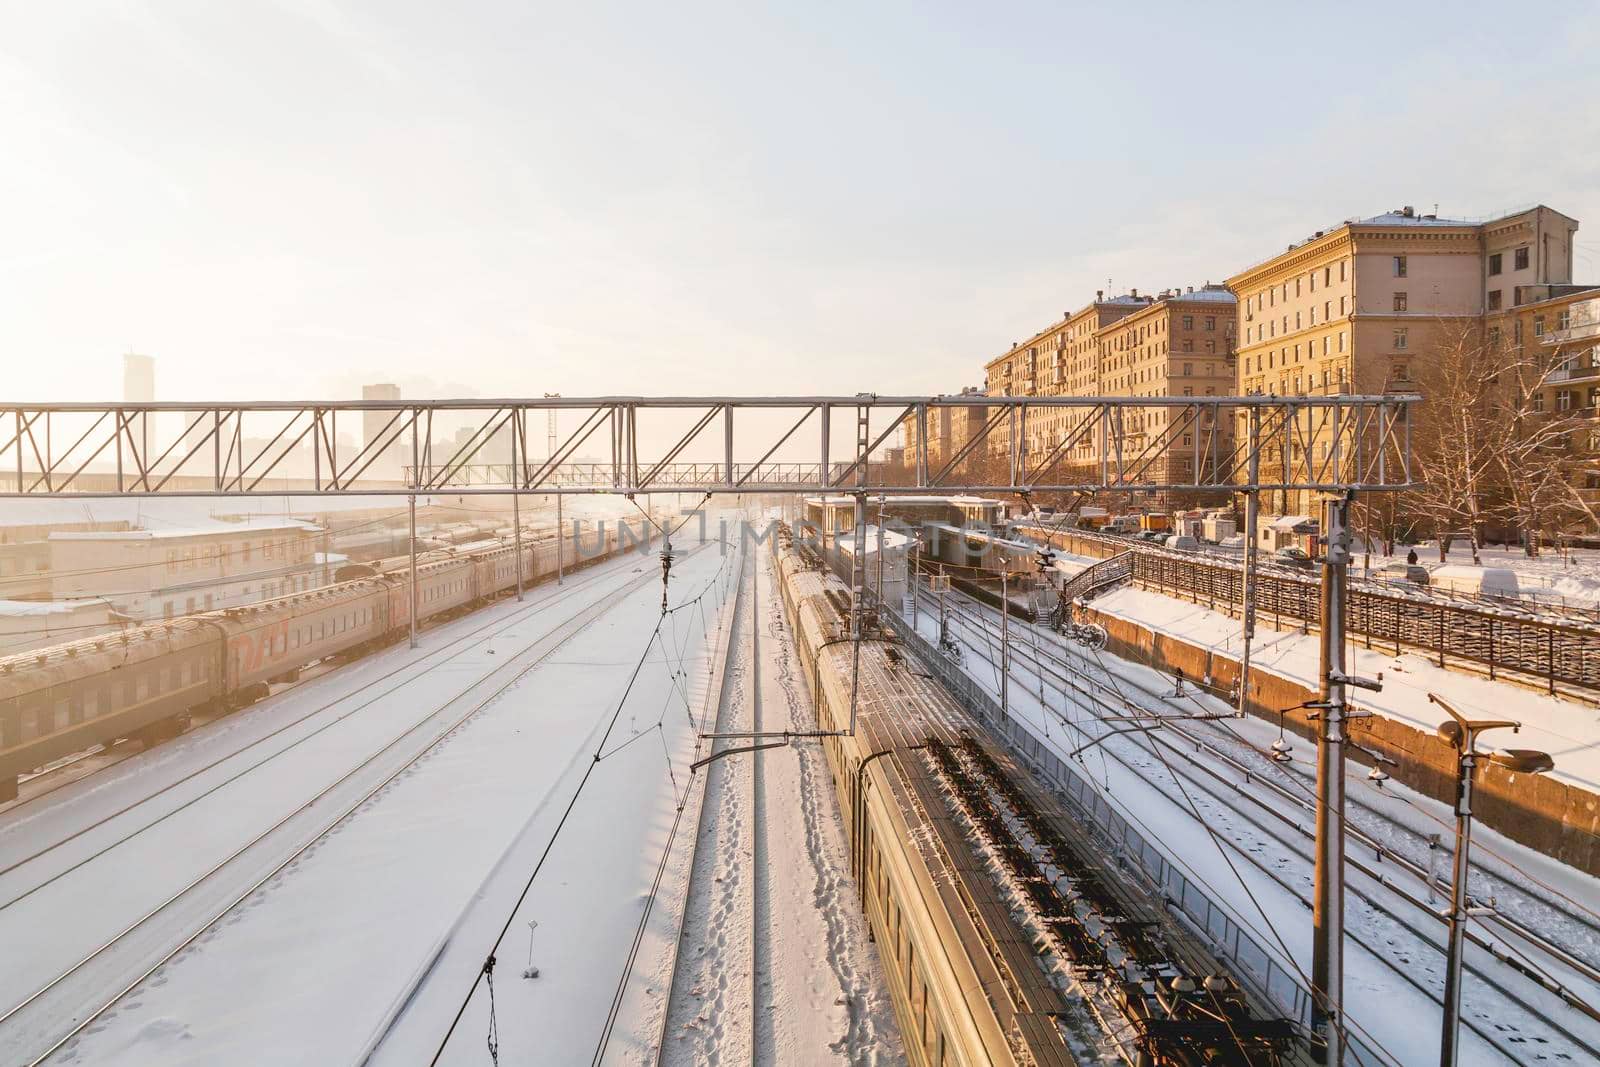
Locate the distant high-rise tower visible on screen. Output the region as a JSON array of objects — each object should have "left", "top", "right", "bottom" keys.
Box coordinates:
[
  {"left": 362, "top": 383, "right": 403, "bottom": 480},
  {"left": 123, "top": 353, "right": 156, "bottom": 458},
  {"left": 123, "top": 353, "right": 154, "bottom": 404}
]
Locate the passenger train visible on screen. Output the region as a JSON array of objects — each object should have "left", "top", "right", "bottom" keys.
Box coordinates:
[{"left": 0, "top": 519, "right": 645, "bottom": 801}]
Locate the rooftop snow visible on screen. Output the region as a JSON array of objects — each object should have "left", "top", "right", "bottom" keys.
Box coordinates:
[
  {"left": 0, "top": 598, "right": 112, "bottom": 617},
  {"left": 49, "top": 519, "right": 321, "bottom": 541}
]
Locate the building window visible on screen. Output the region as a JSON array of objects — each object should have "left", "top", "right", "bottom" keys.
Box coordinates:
[
  {"left": 1533, "top": 392, "right": 1545, "bottom": 412},
  {"left": 1205, "top": 316, "right": 1216, "bottom": 331},
  {"left": 1339, "top": 331, "right": 1346, "bottom": 352},
  {"left": 1182, "top": 315, "right": 1194, "bottom": 330},
  {"left": 1589, "top": 387, "right": 1599, "bottom": 409},
  {"left": 1340, "top": 260, "right": 1347, "bottom": 281},
  {"left": 1183, "top": 362, "right": 1193, "bottom": 375},
  {"left": 1514, "top": 320, "right": 1524, "bottom": 344},
  {"left": 1340, "top": 296, "right": 1347, "bottom": 316},
  {"left": 1557, "top": 389, "right": 1572, "bottom": 411},
  {"left": 1534, "top": 315, "right": 1545, "bottom": 337},
  {"left": 1558, "top": 309, "right": 1572, "bottom": 331},
  {"left": 1393, "top": 292, "right": 1407, "bottom": 312},
  {"left": 1183, "top": 339, "right": 1194, "bottom": 352},
  {"left": 1394, "top": 363, "right": 1410, "bottom": 381},
  {"left": 1487, "top": 289, "right": 1502, "bottom": 311},
  {"left": 1515, "top": 246, "right": 1529, "bottom": 271},
  {"left": 1393, "top": 255, "right": 1407, "bottom": 278},
  {"left": 1488, "top": 253, "right": 1503, "bottom": 276},
  {"left": 1488, "top": 326, "right": 1501, "bottom": 347},
  {"left": 1393, "top": 328, "right": 1408, "bottom": 350},
  {"left": 1205, "top": 339, "right": 1215, "bottom": 353}
]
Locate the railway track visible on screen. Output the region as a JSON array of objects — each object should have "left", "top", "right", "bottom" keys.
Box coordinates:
[
  {"left": 656, "top": 542, "right": 761, "bottom": 1065},
  {"left": 0, "top": 544, "right": 710, "bottom": 1066},
  {"left": 747, "top": 548, "right": 772, "bottom": 1066},
  {"left": 930, "top": 586, "right": 1600, "bottom": 988},
  {"left": 0, "top": 549, "right": 658, "bottom": 897},
  {"left": 920, "top": 585, "right": 1600, "bottom": 1065}
]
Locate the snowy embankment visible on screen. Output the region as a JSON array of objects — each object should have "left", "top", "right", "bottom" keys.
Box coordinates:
[{"left": 1091, "top": 584, "right": 1600, "bottom": 794}]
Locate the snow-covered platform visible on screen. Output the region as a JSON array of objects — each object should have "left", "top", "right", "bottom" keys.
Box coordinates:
[{"left": 1081, "top": 582, "right": 1600, "bottom": 876}]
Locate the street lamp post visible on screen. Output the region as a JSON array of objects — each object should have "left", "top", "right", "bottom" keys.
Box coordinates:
[{"left": 1429, "top": 693, "right": 1555, "bottom": 1067}]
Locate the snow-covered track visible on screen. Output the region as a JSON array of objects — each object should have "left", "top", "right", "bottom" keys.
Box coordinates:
[
  {"left": 655, "top": 545, "right": 753, "bottom": 1064},
  {"left": 0, "top": 553, "right": 639, "bottom": 896},
  {"left": 926, "top": 586, "right": 1600, "bottom": 1065},
  {"left": 0, "top": 545, "right": 707, "bottom": 1066}
]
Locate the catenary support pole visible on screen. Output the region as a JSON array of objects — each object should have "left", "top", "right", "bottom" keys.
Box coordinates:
[
  {"left": 910, "top": 537, "right": 919, "bottom": 630},
  {"left": 1312, "top": 491, "right": 1352, "bottom": 1064},
  {"left": 1000, "top": 564, "right": 1010, "bottom": 721},
  {"left": 512, "top": 419, "right": 523, "bottom": 601},
  {"left": 1239, "top": 405, "right": 1261, "bottom": 717},
  {"left": 408, "top": 492, "right": 418, "bottom": 650}
]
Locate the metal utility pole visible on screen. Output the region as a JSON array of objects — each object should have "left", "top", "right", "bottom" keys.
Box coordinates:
[
  {"left": 408, "top": 492, "right": 418, "bottom": 649},
  {"left": 1311, "top": 492, "right": 1352, "bottom": 1063},
  {"left": 1429, "top": 695, "right": 1554, "bottom": 1067},
  {"left": 408, "top": 416, "right": 419, "bottom": 650},
  {"left": 1238, "top": 406, "right": 1261, "bottom": 717},
  {"left": 875, "top": 494, "right": 885, "bottom": 609},
  {"left": 511, "top": 414, "right": 523, "bottom": 601},
  {"left": 1000, "top": 565, "right": 1010, "bottom": 721},
  {"left": 937, "top": 564, "right": 949, "bottom": 647},
  {"left": 545, "top": 393, "right": 562, "bottom": 584},
  {"left": 910, "top": 536, "right": 920, "bottom": 629}
]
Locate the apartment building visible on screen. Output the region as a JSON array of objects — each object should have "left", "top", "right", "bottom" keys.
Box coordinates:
[
  {"left": 980, "top": 287, "right": 1236, "bottom": 496},
  {"left": 1227, "top": 204, "right": 1582, "bottom": 512},
  {"left": 1488, "top": 287, "right": 1600, "bottom": 510},
  {"left": 902, "top": 386, "right": 990, "bottom": 474}
]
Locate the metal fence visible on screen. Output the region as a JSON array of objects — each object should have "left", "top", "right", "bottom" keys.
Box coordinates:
[
  {"left": 1129, "top": 551, "right": 1600, "bottom": 694},
  {"left": 882, "top": 605, "right": 1385, "bottom": 1065}
]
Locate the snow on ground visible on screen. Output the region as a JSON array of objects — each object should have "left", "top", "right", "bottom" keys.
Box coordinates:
[
  {"left": 1090, "top": 584, "right": 1600, "bottom": 793},
  {"left": 33, "top": 539, "right": 735, "bottom": 1066},
  {"left": 655, "top": 544, "right": 902, "bottom": 1066},
  {"left": 909, "top": 595, "right": 1600, "bottom": 1066},
  {"left": 1404, "top": 541, "right": 1600, "bottom": 608}
]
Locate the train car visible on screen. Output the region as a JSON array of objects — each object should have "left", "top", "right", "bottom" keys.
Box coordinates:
[
  {"left": 0, "top": 620, "right": 225, "bottom": 798},
  {"left": 0, "top": 519, "right": 648, "bottom": 801}
]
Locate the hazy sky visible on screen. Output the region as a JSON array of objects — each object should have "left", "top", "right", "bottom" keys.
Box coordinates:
[{"left": 4, "top": 0, "right": 1599, "bottom": 404}]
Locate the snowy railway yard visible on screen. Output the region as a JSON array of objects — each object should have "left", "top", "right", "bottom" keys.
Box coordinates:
[
  {"left": 3, "top": 512, "right": 1598, "bottom": 1067},
  {"left": 912, "top": 578, "right": 1600, "bottom": 1065},
  {"left": 0, "top": 516, "right": 907, "bottom": 1067}
]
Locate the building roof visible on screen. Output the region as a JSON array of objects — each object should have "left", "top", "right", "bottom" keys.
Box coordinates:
[
  {"left": 50, "top": 519, "right": 321, "bottom": 542},
  {"left": 1170, "top": 288, "right": 1238, "bottom": 304},
  {"left": 1227, "top": 203, "right": 1576, "bottom": 288},
  {"left": 0, "top": 597, "right": 113, "bottom": 617}
]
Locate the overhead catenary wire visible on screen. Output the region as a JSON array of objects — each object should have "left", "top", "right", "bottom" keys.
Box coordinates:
[{"left": 428, "top": 535, "right": 738, "bottom": 1066}]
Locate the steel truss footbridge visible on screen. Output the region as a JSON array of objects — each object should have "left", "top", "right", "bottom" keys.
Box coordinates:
[{"left": 0, "top": 394, "right": 1416, "bottom": 498}]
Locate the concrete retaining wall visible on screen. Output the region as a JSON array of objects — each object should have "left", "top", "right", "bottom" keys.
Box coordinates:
[{"left": 1076, "top": 596, "right": 1600, "bottom": 878}]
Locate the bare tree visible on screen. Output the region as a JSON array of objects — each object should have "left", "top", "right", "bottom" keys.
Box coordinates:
[{"left": 1400, "top": 322, "right": 1499, "bottom": 561}]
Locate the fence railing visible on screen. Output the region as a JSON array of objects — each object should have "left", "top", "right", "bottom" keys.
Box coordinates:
[
  {"left": 1130, "top": 551, "right": 1600, "bottom": 694},
  {"left": 1022, "top": 524, "right": 1600, "bottom": 694}
]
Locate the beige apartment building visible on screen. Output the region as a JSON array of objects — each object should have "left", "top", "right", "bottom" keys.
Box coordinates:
[
  {"left": 1487, "top": 286, "right": 1600, "bottom": 513},
  {"left": 980, "top": 286, "right": 1237, "bottom": 497},
  {"left": 902, "top": 386, "right": 990, "bottom": 475},
  {"left": 1227, "top": 204, "right": 1582, "bottom": 513}
]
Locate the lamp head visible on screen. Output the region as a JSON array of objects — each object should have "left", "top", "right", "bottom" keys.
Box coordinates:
[{"left": 1489, "top": 749, "right": 1554, "bottom": 775}]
